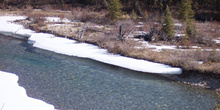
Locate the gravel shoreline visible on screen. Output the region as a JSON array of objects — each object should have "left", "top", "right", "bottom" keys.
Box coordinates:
[{"left": 168, "top": 70, "right": 220, "bottom": 91}]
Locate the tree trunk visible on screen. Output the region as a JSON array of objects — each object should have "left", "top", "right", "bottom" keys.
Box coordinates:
[
  {"left": 103, "top": 0, "right": 108, "bottom": 7},
  {"left": 78, "top": 23, "right": 87, "bottom": 39}
]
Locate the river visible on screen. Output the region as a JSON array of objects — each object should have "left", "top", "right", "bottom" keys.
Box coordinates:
[{"left": 0, "top": 35, "right": 218, "bottom": 110}]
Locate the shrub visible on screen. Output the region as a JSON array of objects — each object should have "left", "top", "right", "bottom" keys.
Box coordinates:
[
  {"left": 106, "top": 40, "right": 136, "bottom": 55},
  {"left": 208, "top": 46, "right": 220, "bottom": 63},
  {"left": 42, "top": 5, "right": 53, "bottom": 11},
  {"left": 114, "top": 19, "right": 135, "bottom": 40},
  {"left": 26, "top": 13, "right": 46, "bottom": 31}
]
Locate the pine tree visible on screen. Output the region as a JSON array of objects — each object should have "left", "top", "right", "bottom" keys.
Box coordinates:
[
  {"left": 186, "top": 19, "right": 197, "bottom": 40},
  {"left": 178, "top": 0, "right": 194, "bottom": 22},
  {"left": 60, "top": 0, "right": 64, "bottom": 9},
  {"left": 108, "top": 0, "right": 123, "bottom": 20},
  {"left": 131, "top": 9, "right": 137, "bottom": 20},
  {"left": 134, "top": 1, "right": 142, "bottom": 16},
  {"left": 168, "top": 0, "right": 173, "bottom": 4},
  {"left": 182, "top": 28, "right": 190, "bottom": 46},
  {"left": 144, "top": 10, "right": 149, "bottom": 21},
  {"left": 183, "top": 29, "right": 189, "bottom": 42},
  {"left": 162, "top": 5, "right": 174, "bottom": 40}
]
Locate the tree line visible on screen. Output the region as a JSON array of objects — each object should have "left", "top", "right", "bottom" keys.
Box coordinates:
[
  {"left": 0, "top": 0, "right": 218, "bottom": 41},
  {"left": 1, "top": 0, "right": 220, "bottom": 11},
  {"left": 0, "top": 0, "right": 219, "bottom": 21}
]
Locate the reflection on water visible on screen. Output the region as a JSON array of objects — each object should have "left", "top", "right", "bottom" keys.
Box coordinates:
[{"left": 0, "top": 36, "right": 218, "bottom": 110}]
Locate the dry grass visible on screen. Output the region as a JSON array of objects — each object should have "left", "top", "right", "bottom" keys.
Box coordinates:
[
  {"left": 106, "top": 40, "right": 137, "bottom": 55},
  {"left": 195, "top": 21, "right": 220, "bottom": 46},
  {"left": 196, "top": 21, "right": 220, "bottom": 39},
  {"left": 70, "top": 7, "right": 108, "bottom": 24}
]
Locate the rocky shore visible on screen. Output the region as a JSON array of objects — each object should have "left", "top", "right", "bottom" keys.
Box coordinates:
[{"left": 168, "top": 70, "right": 220, "bottom": 91}]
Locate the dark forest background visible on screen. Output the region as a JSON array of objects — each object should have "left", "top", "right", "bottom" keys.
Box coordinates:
[{"left": 0, "top": 0, "right": 219, "bottom": 21}]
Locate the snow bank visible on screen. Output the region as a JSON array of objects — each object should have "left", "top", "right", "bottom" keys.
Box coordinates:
[
  {"left": 29, "top": 34, "right": 181, "bottom": 74},
  {"left": 213, "top": 38, "right": 220, "bottom": 44},
  {"left": 0, "top": 71, "right": 55, "bottom": 110},
  {"left": 141, "top": 41, "right": 177, "bottom": 51},
  {"left": 45, "top": 17, "right": 71, "bottom": 23},
  {"left": 0, "top": 16, "right": 182, "bottom": 74},
  {"left": 147, "top": 44, "right": 176, "bottom": 51},
  {"left": 0, "top": 16, "right": 35, "bottom": 35}
]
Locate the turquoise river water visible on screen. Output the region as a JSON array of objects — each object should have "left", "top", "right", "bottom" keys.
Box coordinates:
[{"left": 0, "top": 35, "right": 218, "bottom": 110}]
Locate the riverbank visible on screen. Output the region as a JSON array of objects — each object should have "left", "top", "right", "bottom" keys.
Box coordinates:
[
  {"left": 10, "top": 9, "right": 219, "bottom": 75},
  {"left": 168, "top": 70, "right": 220, "bottom": 91},
  {"left": 0, "top": 9, "right": 220, "bottom": 90},
  {"left": 0, "top": 16, "right": 182, "bottom": 74}
]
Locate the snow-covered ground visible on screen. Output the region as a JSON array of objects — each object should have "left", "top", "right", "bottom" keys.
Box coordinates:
[
  {"left": 0, "top": 71, "right": 55, "bottom": 110},
  {"left": 175, "top": 33, "right": 185, "bottom": 37},
  {"left": 45, "top": 17, "right": 71, "bottom": 23},
  {"left": 213, "top": 38, "right": 220, "bottom": 44},
  {"left": 174, "top": 23, "right": 182, "bottom": 27},
  {"left": 141, "top": 41, "right": 177, "bottom": 51}
]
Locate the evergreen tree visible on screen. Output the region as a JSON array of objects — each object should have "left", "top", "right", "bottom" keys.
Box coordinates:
[
  {"left": 186, "top": 19, "right": 197, "bottom": 40},
  {"left": 178, "top": 0, "right": 194, "bottom": 22},
  {"left": 144, "top": 10, "right": 149, "bottom": 21},
  {"left": 183, "top": 29, "right": 189, "bottom": 42},
  {"left": 162, "top": 5, "right": 174, "bottom": 40},
  {"left": 59, "top": 0, "right": 64, "bottom": 9},
  {"left": 131, "top": 9, "right": 137, "bottom": 20},
  {"left": 133, "top": 1, "right": 142, "bottom": 16},
  {"left": 108, "top": 0, "right": 123, "bottom": 20},
  {"left": 168, "top": 0, "right": 172, "bottom": 4}
]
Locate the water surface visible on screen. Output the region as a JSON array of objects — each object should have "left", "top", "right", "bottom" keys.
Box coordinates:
[{"left": 0, "top": 35, "right": 218, "bottom": 110}]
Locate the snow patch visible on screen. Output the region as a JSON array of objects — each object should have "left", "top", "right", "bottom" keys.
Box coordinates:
[
  {"left": 0, "top": 16, "right": 35, "bottom": 35},
  {"left": 213, "top": 38, "right": 220, "bottom": 44},
  {"left": 133, "top": 31, "right": 148, "bottom": 35},
  {"left": 0, "top": 71, "right": 55, "bottom": 110},
  {"left": 141, "top": 41, "right": 177, "bottom": 51},
  {"left": 175, "top": 33, "right": 185, "bottom": 37},
  {"left": 174, "top": 23, "right": 182, "bottom": 27},
  {"left": 135, "top": 25, "right": 143, "bottom": 28},
  {"left": 45, "top": 17, "right": 71, "bottom": 23}
]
